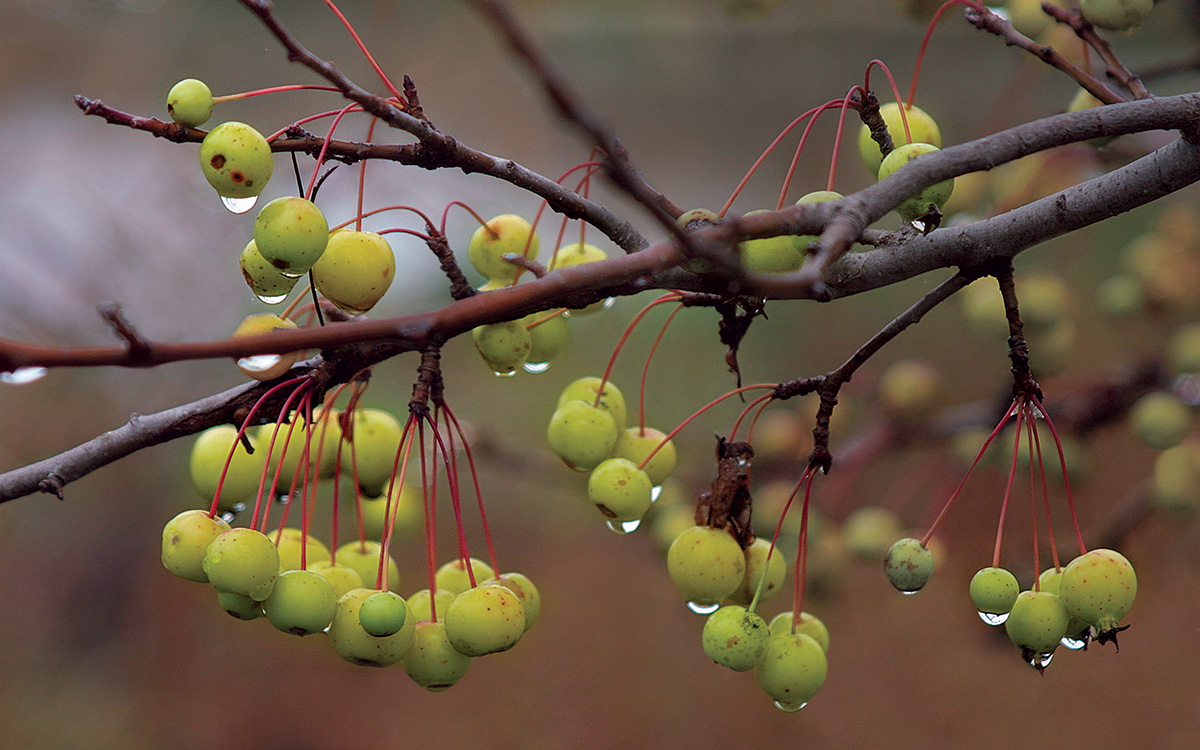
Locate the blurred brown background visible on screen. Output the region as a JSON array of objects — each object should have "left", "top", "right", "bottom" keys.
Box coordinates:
[{"left": 0, "top": 1, "right": 1197, "bottom": 748}]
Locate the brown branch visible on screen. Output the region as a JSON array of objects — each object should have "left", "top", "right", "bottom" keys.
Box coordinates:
[{"left": 1040, "top": 2, "right": 1151, "bottom": 99}]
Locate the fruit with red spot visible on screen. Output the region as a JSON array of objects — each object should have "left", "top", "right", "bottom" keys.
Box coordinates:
[{"left": 199, "top": 121, "right": 273, "bottom": 199}]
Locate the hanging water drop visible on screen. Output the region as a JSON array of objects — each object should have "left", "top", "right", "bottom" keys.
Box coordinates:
[
  {"left": 649, "top": 485, "right": 663, "bottom": 504},
  {"left": 219, "top": 510, "right": 237, "bottom": 524},
  {"left": 221, "top": 194, "right": 258, "bottom": 214},
  {"left": 605, "top": 519, "right": 641, "bottom": 535},
  {"left": 1060, "top": 634, "right": 1088, "bottom": 651},
  {"left": 254, "top": 292, "right": 289, "bottom": 305},
  {"left": 492, "top": 370, "right": 518, "bottom": 379},
  {"left": 773, "top": 700, "right": 807, "bottom": 713},
  {"left": 1026, "top": 651, "right": 1054, "bottom": 670},
  {"left": 978, "top": 611, "right": 1009, "bottom": 626},
  {"left": 686, "top": 601, "right": 720, "bottom": 615},
  {"left": 0, "top": 366, "right": 47, "bottom": 385},
  {"left": 237, "top": 354, "right": 283, "bottom": 373},
  {"left": 601, "top": 297, "right": 615, "bottom": 310},
  {"left": 900, "top": 590, "right": 919, "bottom": 596},
  {"left": 523, "top": 361, "right": 551, "bottom": 374}
]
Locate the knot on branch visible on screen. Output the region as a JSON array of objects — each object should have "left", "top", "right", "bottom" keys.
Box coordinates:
[{"left": 695, "top": 436, "right": 755, "bottom": 548}]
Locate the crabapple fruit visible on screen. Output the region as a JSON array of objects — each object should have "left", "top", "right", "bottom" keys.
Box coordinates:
[
  {"left": 558, "top": 376, "right": 627, "bottom": 429},
  {"left": 768, "top": 611, "right": 830, "bottom": 654},
  {"left": 1005, "top": 590, "right": 1069, "bottom": 655},
  {"left": 754, "top": 632, "right": 828, "bottom": 707},
  {"left": 240, "top": 240, "right": 299, "bottom": 303},
  {"left": 612, "top": 426, "right": 677, "bottom": 487},
  {"left": 358, "top": 590, "right": 408, "bottom": 637},
  {"left": 262, "top": 568, "right": 338, "bottom": 636},
  {"left": 231, "top": 313, "right": 300, "bottom": 381},
  {"left": 546, "top": 399, "right": 619, "bottom": 472},
  {"left": 162, "top": 509, "right": 231, "bottom": 583},
  {"left": 969, "top": 566, "right": 1020, "bottom": 622},
  {"left": 308, "top": 561, "right": 365, "bottom": 600},
  {"left": 166, "top": 78, "right": 213, "bottom": 128},
  {"left": 666, "top": 525, "right": 746, "bottom": 606},
  {"left": 587, "top": 457, "right": 654, "bottom": 523},
  {"left": 702, "top": 605, "right": 770, "bottom": 671},
  {"left": 1079, "top": 0, "right": 1153, "bottom": 33},
  {"left": 274, "top": 527, "right": 331, "bottom": 573},
  {"left": 328, "top": 588, "right": 416, "bottom": 667},
  {"left": 253, "top": 197, "right": 329, "bottom": 277},
  {"left": 472, "top": 321, "right": 532, "bottom": 375},
  {"left": 443, "top": 584, "right": 526, "bottom": 657},
  {"left": 312, "top": 229, "right": 394, "bottom": 314},
  {"left": 729, "top": 538, "right": 786, "bottom": 606},
  {"left": 189, "top": 425, "right": 264, "bottom": 509},
  {"left": 434, "top": 557, "right": 495, "bottom": 596},
  {"left": 876, "top": 142, "right": 954, "bottom": 222},
  {"left": 335, "top": 540, "right": 401, "bottom": 593},
  {"left": 404, "top": 621, "right": 472, "bottom": 691},
  {"left": 203, "top": 527, "right": 280, "bottom": 601},
  {"left": 199, "top": 121, "right": 273, "bottom": 199},
  {"left": 857, "top": 101, "right": 942, "bottom": 175},
  {"left": 485, "top": 572, "right": 542, "bottom": 632},
  {"left": 468, "top": 214, "right": 539, "bottom": 282},
  {"left": 883, "top": 537, "right": 935, "bottom": 593},
  {"left": 1059, "top": 548, "right": 1137, "bottom": 637},
  {"left": 347, "top": 407, "right": 404, "bottom": 497}
]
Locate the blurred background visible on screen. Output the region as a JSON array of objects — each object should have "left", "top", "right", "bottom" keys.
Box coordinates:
[{"left": 0, "top": 0, "right": 1198, "bottom": 748}]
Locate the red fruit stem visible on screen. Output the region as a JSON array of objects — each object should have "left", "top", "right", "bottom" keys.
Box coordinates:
[
  {"left": 730, "top": 392, "right": 776, "bottom": 444},
  {"left": 1030, "top": 395, "right": 1087, "bottom": 555},
  {"left": 355, "top": 117, "right": 380, "bottom": 232},
  {"left": 298, "top": 397, "right": 316, "bottom": 570},
  {"left": 249, "top": 380, "right": 313, "bottom": 531},
  {"left": 425, "top": 414, "right": 476, "bottom": 588},
  {"left": 637, "top": 302, "right": 684, "bottom": 432},
  {"left": 719, "top": 102, "right": 830, "bottom": 218},
  {"left": 777, "top": 97, "right": 851, "bottom": 209},
  {"left": 825, "top": 87, "right": 863, "bottom": 193},
  {"left": 321, "top": 0, "right": 409, "bottom": 107},
  {"left": 792, "top": 467, "right": 816, "bottom": 627},
  {"left": 305, "top": 102, "right": 356, "bottom": 201},
  {"left": 333, "top": 203, "right": 433, "bottom": 231},
  {"left": 377, "top": 415, "right": 418, "bottom": 591},
  {"left": 922, "top": 398, "right": 1018, "bottom": 548},
  {"left": 211, "top": 84, "right": 341, "bottom": 103},
  {"left": 1025, "top": 411, "right": 1042, "bottom": 589},
  {"left": 862, "top": 60, "right": 912, "bottom": 143},
  {"left": 537, "top": 159, "right": 603, "bottom": 275},
  {"left": 418, "top": 420, "right": 440, "bottom": 620},
  {"left": 265, "top": 105, "right": 366, "bottom": 143},
  {"left": 261, "top": 389, "right": 312, "bottom": 532},
  {"left": 279, "top": 288, "right": 311, "bottom": 322},
  {"left": 635, "top": 384, "right": 776, "bottom": 472},
  {"left": 443, "top": 200, "right": 495, "bottom": 238},
  {"left": 593, "top": 293, "right": 683, "bottom": 412},
  {"left": 907, "top": 1, "right": 985, "bottom": 109},
  {"left": 753, "top": 470, "right": 803, "bottom": 616},
  {"left": 524, "top": 308, "right": 568, "bottom": 330},
  {"left": 1029, "top": 415, "right": 1062, "bottom": 571},
  {"left": 443, "top": 405, "right": 501, "bottom": 576}
]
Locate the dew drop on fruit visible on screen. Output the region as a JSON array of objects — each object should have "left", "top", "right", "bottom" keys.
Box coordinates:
[
  {"left": 1026, "top": 651, "right": 1054, "bottom": 670},
  {"left": 649, "top": 485, "right": 663, "bottom": 503},
  {"left": 686, "top": 601, "right": 720, "bottom": 615},
  {"left": 978, "top": 611, "right": 1009, "bottom": 626},
  {"left": 221, "top": 194, "right": 258, "bottom": 214},
  {"left": 900, "top": 590, "right": 919, "bottom": 596},
  {"left": 1060, "top": 635, "right": 1088, "bottom": 651},
  {"left": 605, "top": 519, "right": 641, "bottom": 535},
  {"left": 237, "top": 354, "right": 283, "bottom": 373},
  {"left": 773, "top": 700, "right": 807, "bottom": 712},
  {"left": 219, "top": 510, "right": 237, "bottom": 524},
  {"left": 0, "top": 366, "right": 47, "bottom": 385},
  {"left": 523, "top": 361, "right": 551, "bottom": 374},
  {"left": 601, "top": 297, "right": 615, "bottom": 310},
  {"left": 492, "top": 370, "right": 518, "bottom": 379},
  {"left": 254, "top": 292, "right": 289, "bottom": 305}
]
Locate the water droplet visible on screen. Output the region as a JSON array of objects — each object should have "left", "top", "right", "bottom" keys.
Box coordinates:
[
  {"left": 276, "top": 494, "right": 290, "bottom": 506},
  {"left": 1026, "top": 651, "right": 1054, "bottom": 670},
  {"left": 605, "top": 519, "right": 641, "bottom": 535},
  {"left": 237, "top": 354, "right": 282, "bottom": 373},
  {"left": 978, "top": 611, "right": 1009, "bottom": 626},
  {"left": 773, "top": 700, "right": 807, "bottom": 712},
  {"left": 219, "top": 510, "right": 237, "bottom": 524},
  {"left": 900, "top": 590, "right": 919, "bottom": 596},
  {"left": 278, "top": 269, "right": 306, "bottom": 279},
  {"left": 492, "top": 370, "right": 518, "bottom": 379},
  {"left": 1060, "top": 635, "right": 1088, "bottom": 651},
  {"left": 254, "top": 292, "right": 289, "bottom": 305},
  {"left": 686, "top": 601, "right": 720, "bottom": 615},
  {"left": 0, "top": 366, "right": 47, "bottom": 385},
  {"left": 649, "top": 485, "right": 663, "bottom": 504},
  {"left": 221, "top": 194, "right": 258, "bottom": 214},
  {"left": 600, "top": 297, "right": 615, "bottom": 310},
  {"left": 523, "top": 361, "right": 551, "bottom": 374}
]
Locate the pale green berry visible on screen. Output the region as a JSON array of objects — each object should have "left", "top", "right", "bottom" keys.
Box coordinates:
[
  {"left": 1037, "top": 567, "right": 1092, "bottom": 642},
  {"left": 199, "top": 121, "right": 273, "bottom": 199},
  {"left": 877, "top": 143, "right": 954, "bottom": 222},
  {"left": 842, "top": 506, "right": 903, "bottom": 560},
  {"left": 1129, "top": 391, "right": 1192, "bottom": 450},
  {"left": 346, "top": 407, "right": 404, "bottom": 497},
  {"left": 1151, "top": 443, "right": 1200, "bottom": 512},
  {"left": 308, "top": 561, "right": 365, "bottom": 600},
  {"left": 468, "top": 214, "right": 539, "bottom": 282},
  {"left": 666, "top": 525, "right": 747, "bottom": 606},
  {"left": 240, "top": 239, "right": 299, "bottom": 303},
  {"left": 612, "top": 426, "right": 677, "bottom": 487},
  {"left": 969, "top": 566, "right": 1020, "bottom": 617},
  {"left": 217, "top": 590, "right": 264, "bottom": 620},
  {"left": 404, "top": 621, "right": 472, "bottom": 691},
  {"left": 768, "top": 611, "right": 830, "bottom": 654},
  {"left": 253, "top": 197, "right": 329, "bottom": 276},
  {"left": 587, "top": 457, "right": 653, "bottom": 523},
  {"left": 189, "top": 425, "right": 264, "bottom": 510},
  {"left": 443, "top": 584, "right": 526, "bottom": 657},
  {"left": 335, "top": 540, "right": 401, "bottom": 593},
  {"left": 523, "top": 311, "right": 571, "bottom": 366},
  {"left": 1079, "top": 0, "right": 1153, "bottom": 32},
  {"left": 546, "top": 400, "right": 619, "bottom": 472},
  {"left": 485, "top": 572, "right": 541, "bottom": 632},
  {"left": 360, "top": 481, "right": 423, "bottom": 542},
  {"left": 434, "top": 557, "right": 495, "bottom": 597},
  {"left": 676, "top": 208, "right": 722, "bottom": 273},
  {"left": 254, "top": 417, "right": 312, "bottom": 490},
  {"left": 359, "top": 591, "right": 408, "bottom": 637},
  {"left": 472, "top": 321, "right": 532, "bottom": 374},
  {"left": 558, "top": 377, "right": 627, "bottom": 430},
  {"left": 231, "top": 313, "right": 300, "bottom": 382},
  {"left": 739, "top": 210, "right": 805, "bottom": 274},
  {"left": 702, "top": 605, "right": 770, "bottom": 671},
  {"left": 312, "top": 230, "right": 394, "bottom": 314},
  {"left": 310, "top": 406, "right": 343, "bottom": 479},
  {"left": 273, "top": 527, "right": 331, "bottom": 573},
  {"left": 792, "top": 190, "right": 843, "bottom": 256},
  {"left": 162, "top": 509, "right": 231, "bottom": 583},
  {"left": 858, "top": 101, "right": 942, "bottom": 175},
  {"left": 407, "top": 588, "right": 456, "bottom": 624},
  {"left": 262, "top": 569, "right": 338, "bottom": 636},
  {"left": 883, "top": 537, "right": 935, "bottom": 593},
  {"left": 166, "top": 78, "right": 213, "bottom": 127},
  {"left": 328, "top": 588, "right": 416, "bottom": 667},
  {"left": 729, "top": 538, "right": 787, "bottom": 606},
  {"left": 754, "top": 633, "right": 828, "bottom": 706},
  {"left": 878, "top": 359, "right": 940, "bottom": 422},
  {"left": 1059, "top": 548, "right": 1137, "bottom": 637},
  {"left": 1005, "top": 590, "right": 1069, "bottom": 655},
  {"left": 203, "top": 527, "right": 280, "bottom": 601},
  {"left": 548, "top": 243, "right": 610, "bottom": 313}
]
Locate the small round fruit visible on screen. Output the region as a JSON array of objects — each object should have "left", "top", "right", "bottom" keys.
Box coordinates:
[
  {"left": 255, "top": 418, "right": 313, "bottom": 490},
  {"left": 166, "top": 78, "right": 214, "bottom": 127},
  {"left": 189, "top": 425, "right": 264, "bottom": 509},
  {"left": 883, "top": 537, "right": 935, "bottom": 593},
  {"left": 729, "top": 538, "right": 787, "bottom": 606},
  {"left": 360, "top": 481, "right": 423, "bottom": 542},
  {"left": 858, "top": 101, "right": 942, "bottom": 175},
  {"left": 312, "top": 230, "right": 394, "bottom": 314},
  {"left": 792, "top": 190, "right": 843, "bottom": 255},
  {"left": 754, "top": 632, "right": 828, "bottom": 706},
  {"left": 203, "top": 527, "right": 280, "bottom": 601},
  {"left": 199, "top": 121, "right": 273, "bottom": 199},
  {"left": 768, "top": 611, "right": 830, "bottom": 654},
  {"left": 472, "top": 321, "right": 532, "bottom": 374},
  {"left": 485, "top": 572, "right": 541, "bottom": 632},
  {"left": 842, "top": 506, "right": 903, "bottom": 560},
  {"left": 240, "top": 239, "right": 299, "bottom": 303},
  {"left": 443, "top": 584, "right": 526, "bottom": 657},
  {"left": 217, "top": 591, "right": 264, "bottom": 620},
  {"left": 274, "top": 527, "right": 331, "bottom": 573},
  {"left": 308, "top": 561, "right": 364, "bottom": 600},
  {"left": 404, "top": 621, "right": 472, "bottom": 691},
  {"left": 877, "top": 143, "right": 954, "bottom": 222},
  {"left": 587, "top": 457, "right": 654, "bottom": 523},
  {"left": 1151, "top": 444, "right": 1200, "bottom": 512},
  {"left": 359, "top": 591, "right": 408, "bottom": 637},
  {"left": 1005, "top": 590, "right": 1069, "bottom": 655},
  {"left": 548, "top": 243, "right": 610, "bottom": 313},
  {"left": 468, "top": 214, "right": 539, "bottom": 282},
  {"left": 969, "top": 566, "right": 1020, "bottom": 617},
  {"left": 523, "top": 311, "right": 571, "bottom": 366},
  {"left": 558, "top": 377, "right": 627, "bottom": 430},
  {"left": 547, "top": 400, "right": 619, "bottom": 472},
  {"left": 335, "top": 540, "right": 401, "bottom": 593},
  {"left": 162, "top": 510, "right": 232, "bottom": 583},
  {"left": 1059, "top": 548, "right": 1137, "bottom": 636},
  {"left": 702, "top": 605, "right": 770, "bottom": 671},
  {"left": 612, "top": 427, "right": 677, "bottom": 487},
  {"left": 434, "top": 557, "right": 496, "bottom": 597},
  {"left": 1079, "top": 0, "right": 1153, "bottom": 33},
  {"left": 231, "top": 313, "right": 300, "bottom": 381},
  {"left": 347, "top": 407, "right": 404, "bottom": 497},
  {"left": 407, "top": 588, "right": 456, "bottom": 624},
  {"left": 738, "top": 210, "right": 805, "bottom": 274},
  {"left": 1129, "top": 391, "right": 1192, "bottom": 450},
  {"left": 666, "top": 525, "right": 747, "bottom": 606},
  {"left": 676, "top": 208, "right": 722, "bottom": 273},
  {"left": 262, "top": 569, "right": 338, "bottom": 636},
  {"left": 253, "top": 197, "right": 329, "bottom": 276},
  {"left": 328, "top": 587, "right": 416, "bottom": 667}
]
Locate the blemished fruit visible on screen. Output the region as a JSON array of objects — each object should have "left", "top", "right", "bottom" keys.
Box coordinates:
[
  {"left": 667, "top": 525, "right": 747, "bottom": 606},
  {"left": 877, "top": 143, "right": 955, "bottom": 222},
  {"left": 587, "top": 457, "right": 654, "bottom": 523},
  {"left": 1005, "top": 590, "right": 1069, "bottom": 655},
  {"left": 335, "top": 540, "right": 401, "bottom": 593},
  {"left": 308, "top": 561, "right": 365, "bottom": 599},
  {"left": 738, "top": 210, "right": 805, "bottom": 274},
  {"left": 274, "top": 527, "right": 331, "bottom": 573},
  {"left": 232, "top": 313, "right": 300, "bottom": 381},
  {"left": 328, "top": 588, "right": 416, "bottom": 667},
  {"left": 842, "top": 506, "right": 903, "bottom": 560},
  {"left": 217, "top": 591, "right": 264, "bottom": 620},
  {"left": 358, "top": 590, "right": 408, "bottom": 637},
  {"left": 883, "top": 537, "right": 935, "bottom": 593},
  {"left": 523, "top": 311, "right": 571, "bottom": 366},
  {"left": 612, "top": 426, "right": 677, "bottom": 487},
  {"left": 768, "top": 611, "right": 830, "bottom": 654},
  {"left": 199, "top": 121, "right": 273, "bottom": 199},
  {"left": 468, "top": 214, "right": 539, "bottom": 282},
  {"left": 166, "top": 78, "right": 214, "bottom": 128},
  {"left": 485, "top": 572, "right": 542, "bottom": 631},
  {"left": 262, "top": 569, "right": 338, "bottom": 636},
  {"left": 1059, "top": 548, "right": 1137, "bottom": 637},
  {"left": 347, "top": 407, "right": 404, "bottom": 497},
  {"left": 435, "top": 557, "right": 496, "bottom": 596},
  {"left": 878, "top": 359, "right": 940, "bottom": 422},
  {"left": 1129, "top": 391, "right": 1192, "bottom": 450},
  {"left": 203, "top": 527, "right": 280, "bottom": 601},
  {"left": 253, "top": 197, "right": 329, "bottom": 277},
  {"left": 407, "top": 588, "right": 456, "bottom": 624},
  {"left": 702, "top": 605, "right": 770, "bottom": 671},
  {"left": 472, "top": 321, "right": 532, "bottom": 374},
  {"left": 240, "top": 240, "right": 299, "bottom": 303},
  {"left": 558, "top": 377, "right": 627, "bottom": 429},
  {"left": 1079, "top": 0, "right": 1153, "bottom": 33},
  {"left": 189, "top": 425, "right": 264, "bottom": 509},
  {"left": 547, "top": 400, "right": 619, "bottom": 472},
  {"left": 162, "top": 510, "right": 232, "bottom": 583},
  {"left": 443, "top": 584, "right": 526, "bottom": 657},
  {"left": 312, "top": 230, "right": 395, "bottom": 314},
  {"left": 754, "top": 632, "right": 828, "bottom": 707},
  {"left": 858, "top": 101, "right": 942, "bottom": 175},
  {"left": 404, "top": 621, "right": 472, "bottom": 691},
  {"left": 969, "top": 566, "right": 1020, "bottom": 619},
  {"left": 729, "top": 538, "right": 787, "bottom": 606}
]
